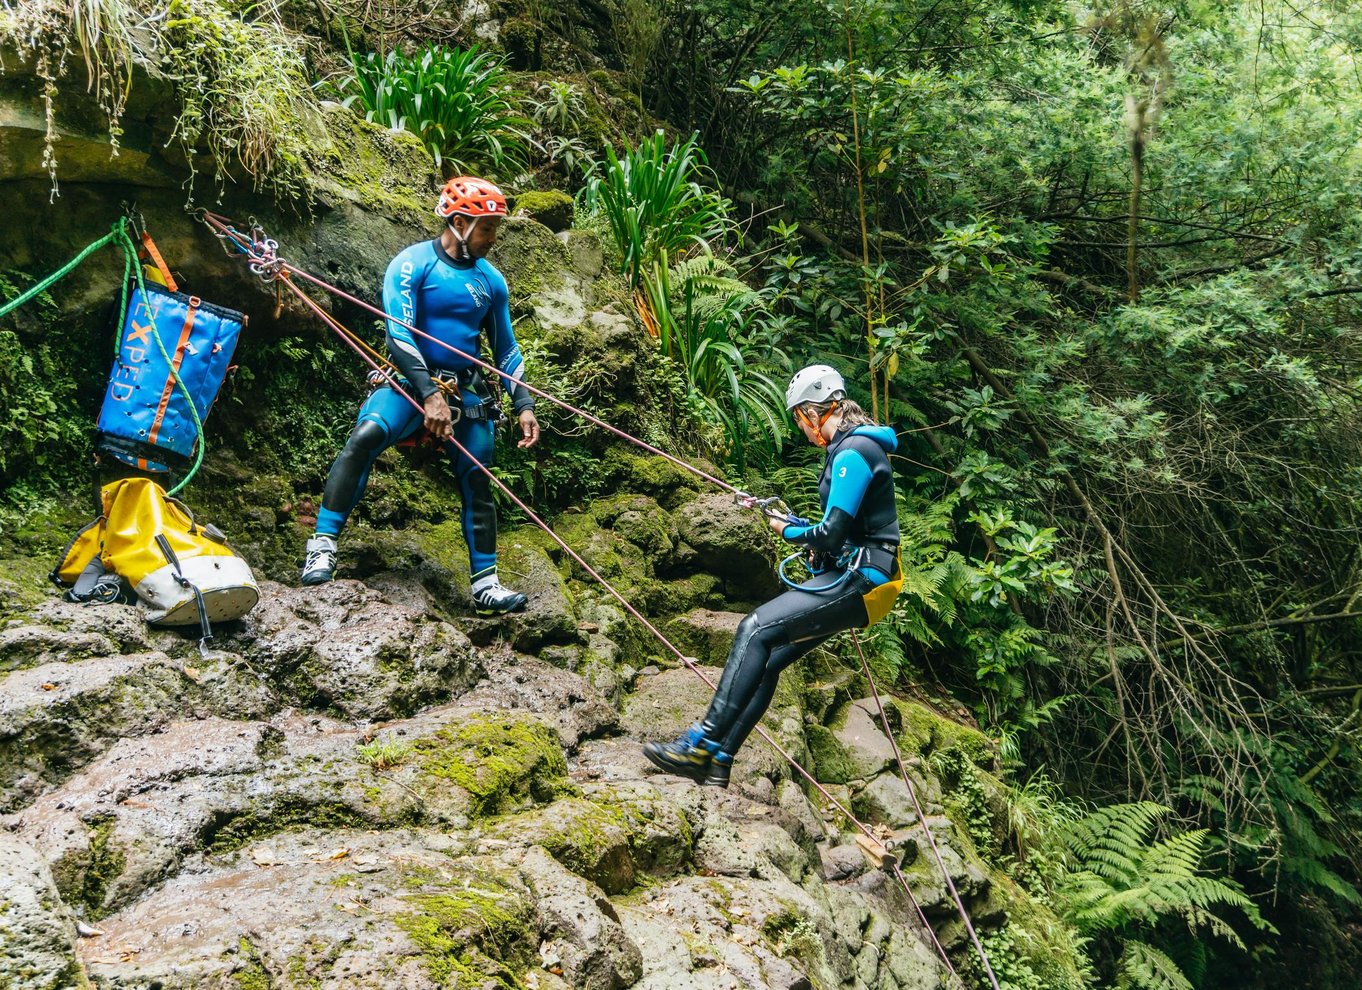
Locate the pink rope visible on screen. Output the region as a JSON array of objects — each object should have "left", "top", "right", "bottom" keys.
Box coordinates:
[
  {"left": 852, "top": 631, "right": 1000, "bottom": 989},
  {"left": 214, "top": 217, "right": 972, "bottom": 985}
]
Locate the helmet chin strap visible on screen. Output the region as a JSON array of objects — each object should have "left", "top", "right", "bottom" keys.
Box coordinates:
[
  {"left": 448, "top": 216, "right": 480, "bottom": 259},
  {"left": 798, "top": 403, "right": 839, "bottom": 447}
]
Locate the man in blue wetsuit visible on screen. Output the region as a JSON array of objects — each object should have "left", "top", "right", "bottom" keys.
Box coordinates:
[{"left": 301, "top": 176, "right": 540, "bottom": 614}]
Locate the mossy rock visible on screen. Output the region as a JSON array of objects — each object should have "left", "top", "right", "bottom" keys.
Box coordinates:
[
  {"left": 805, "top": 723, "right": 856, "bottom": 785},
  {"left": 488, "top": 214, "right": 573, "bottom": 313},
  {"left": 661, "top": 608, "right": 743, "bottom": 665},
  {"left": 413, "top": 713, "right": 569, "bottom": 818},
  {"left": 394, "top": 858, "right": 537, "bottom": 988},
  {"left": 511, "top": 190, "right": 575, "bottom": 232},
  {"left": 303, "top": 103, "right": 436, "bottom": 224},
  {"left": 49, "top": 816, "right": 127, "bottom": 920},
  {"left": 890, "top": 697, "right": 995, "bottom": 767},
  {"left": 0, "top": 556, "right": 60, "bottom": 620},
  {"left": 490, "top": 796, "right": 636, "bottom": 893},
  {"left": 599, "top": 448, "right": 705, "bottom": 510}
]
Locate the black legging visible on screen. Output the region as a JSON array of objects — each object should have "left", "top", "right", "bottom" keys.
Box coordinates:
[{"left": 700, "top": 569, "right": 872, "bottom": 757}]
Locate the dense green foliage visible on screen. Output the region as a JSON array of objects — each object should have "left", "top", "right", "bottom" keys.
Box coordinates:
[
  {"left": 324, "top": 44, "right": 531, "bottom": 177},
  {"left": 581, "top": 132, "right": 790, "bottom": 467},
  {"left": 6, "top": 0, "right": 1362, "bottom": 984}
]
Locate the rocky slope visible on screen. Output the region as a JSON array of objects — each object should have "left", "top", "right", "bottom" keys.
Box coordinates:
[{"left": 1, "top": 566, "right": 1018, "bottom": 990}]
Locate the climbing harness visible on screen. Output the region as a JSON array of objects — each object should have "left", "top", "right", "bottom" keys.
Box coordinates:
[
  {"left": 742, "top": 491, "right": 907, "bottom": 627},
  {"left": 195, "top": 211, "right": 999, "bottom": 989}
]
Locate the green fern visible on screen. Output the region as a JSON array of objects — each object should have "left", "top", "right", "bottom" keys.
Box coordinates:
[
  {"left": 1117, "top": 941, "right": 1193, "bottom": 990},
  {"left": 1059, "top": 803, "right": 1275, "bottom": 990},
  {"left": 666, "top": 254, "right": 751, "bottom": 307}
]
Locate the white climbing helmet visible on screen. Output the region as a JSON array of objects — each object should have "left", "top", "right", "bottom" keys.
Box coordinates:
[{"left": 785, "top": 364, "right": 846, "bottom": 410}]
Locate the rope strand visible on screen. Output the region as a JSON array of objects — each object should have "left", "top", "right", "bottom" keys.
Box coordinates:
[
  {"left": 852, "top": 631, "right": 1002, "bottom": 990},
  {"left": 205, "top": 214, "right": 1003, "bottom": 985}
]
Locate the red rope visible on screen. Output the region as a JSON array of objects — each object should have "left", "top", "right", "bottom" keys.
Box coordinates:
[
  {"left": 210, "top": 215, "right": 991, "bottom": 984},
  {"left": 852, "top": 631, "right": 1001, "bottom": 990}
]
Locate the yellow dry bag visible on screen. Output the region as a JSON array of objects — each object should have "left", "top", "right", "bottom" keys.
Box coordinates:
[{"left": 52, "top": 478, "right": 259, "bottom": 635}]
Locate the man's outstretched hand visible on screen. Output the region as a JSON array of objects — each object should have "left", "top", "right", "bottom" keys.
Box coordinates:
[{"left": 518, "top": 409, "right": 541, "bottom": 449}]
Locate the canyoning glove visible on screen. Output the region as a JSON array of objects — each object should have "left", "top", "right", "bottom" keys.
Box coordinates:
[
  {"left": 301, "top": 535, "right": 337, "bottom": 586},
  {"left": 470, "top": 573, "right": 528, "bottom": 615}
]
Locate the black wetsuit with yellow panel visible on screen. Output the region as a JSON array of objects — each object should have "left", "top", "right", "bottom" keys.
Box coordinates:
[{"left": 698, "top": 424, "right": 903, "bottom": 761}]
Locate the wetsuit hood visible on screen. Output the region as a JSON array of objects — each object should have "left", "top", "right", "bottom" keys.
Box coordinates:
[{"left": 840, "top": 424, "right": 897, "bottom": 453}]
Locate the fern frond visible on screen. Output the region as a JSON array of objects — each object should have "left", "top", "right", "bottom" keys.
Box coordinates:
[{"left": 1117, "top": 941, "right": 1194, "bottom": 990}]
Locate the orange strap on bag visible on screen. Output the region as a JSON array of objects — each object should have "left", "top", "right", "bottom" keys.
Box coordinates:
[{"left": 139, "top": 231, "right": 178, "bottom": 293}]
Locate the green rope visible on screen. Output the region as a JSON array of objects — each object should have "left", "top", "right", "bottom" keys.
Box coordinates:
[
  {"left": 113, "top": 226, "right": 205, "bottom": 495},
  {"left": 0, "top": 218, "right": 128, "bottom": 320}
]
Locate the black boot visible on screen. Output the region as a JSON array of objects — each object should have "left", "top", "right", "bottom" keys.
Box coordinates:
[
  {"left": 701, "top": 757, "right": 731, "bottom": 789},
  {"left": 643, "top": 723, "right": 716, "bottom": 783}
]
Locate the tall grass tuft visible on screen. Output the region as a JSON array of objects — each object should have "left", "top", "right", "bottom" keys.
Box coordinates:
[
  {"left": 581, "top": 131, "right": 731, "bottom": 288},
  {"left": 325, "top": 44, "right": 531, "bottom": 176},
  {"left": 643, "top": 254, "right": 788, "bottom": 470}
]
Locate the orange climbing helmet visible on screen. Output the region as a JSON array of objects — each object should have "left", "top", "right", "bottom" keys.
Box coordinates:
[{"left": 436, "top": 176, "right": 507, "bottom": 219}]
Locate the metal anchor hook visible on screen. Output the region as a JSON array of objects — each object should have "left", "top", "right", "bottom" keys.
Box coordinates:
[
  {"left": 245, "top": 220, "right": 284, "bottom": 282},
  {"left": 119, "top": 201, "right": 147, "bottom": 239}
]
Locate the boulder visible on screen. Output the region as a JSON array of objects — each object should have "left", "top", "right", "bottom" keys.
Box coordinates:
[
  {"left": 511, "top": 190, "right": 575, "bottom": 232},
  {"left": 0, "top": 831, "right": 84, "bottom": 990},
  {"left": 0, "top": 653, "right": 204, "bottom": 812},
  {"left": 74, "top": 829, "right": 532, "bottom": 989},
  {"left": 459, "top": 650, "right": 619, "bottom": 750},
  {"left": 519, "top": 845, "right": 642, "bottom": 990},
  {"left": 233, "top": 579, "right": 482, "bottom": 721},
  {"left": 896, "top": 816, "right": 992, "bottom": 916},
  {"left": 829, "top": 698, "right": 899, "bottom": 781},
  {"left": 851, "top": 768, "right": 943, "bottom": 830},
  {"left": 674, "top": 493, "right": 778, "bottom": 600},
  {"left": 664, "top": 608, "right": 744, "bottom": 665}
]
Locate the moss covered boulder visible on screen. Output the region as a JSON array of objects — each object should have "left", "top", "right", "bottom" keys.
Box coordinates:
[
  {"left": 512, "top": 189, "right": 575, "bottom": 231},
  {"left": 412, "top": 712, "right": 569, "bottom": 818}
]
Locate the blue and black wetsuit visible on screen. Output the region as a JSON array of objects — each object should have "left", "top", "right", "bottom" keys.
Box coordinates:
[
  {"left": 699, "top": 424, "right": 902, "bottom": 759},
  {"left": 315, "top": 238, "right": 533, "bottom": 580}
]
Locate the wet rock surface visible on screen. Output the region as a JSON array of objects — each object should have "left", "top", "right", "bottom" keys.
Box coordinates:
[
  {"left": 0, "top": 558, "right": 1032, "bottom": 989},
  {"left": 0, "top": 831, "right": 83, "bottom": 990}
]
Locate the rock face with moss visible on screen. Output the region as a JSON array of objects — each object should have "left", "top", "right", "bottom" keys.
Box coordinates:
[
  {"left": 0, "top": 532, "right": 1089, "bottom": 988},
  {"left": 0, "top": 19, "right": 1088, "bottom": 989}
]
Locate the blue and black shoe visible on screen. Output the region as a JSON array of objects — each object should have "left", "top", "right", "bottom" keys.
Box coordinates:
[{"left": 644, "top": 724, "right": 728, "bottom": 786}]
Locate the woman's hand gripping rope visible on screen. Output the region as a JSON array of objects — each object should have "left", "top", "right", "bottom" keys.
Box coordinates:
[{"left": 734, "top": 492, "right": 810, "bottom": 536}]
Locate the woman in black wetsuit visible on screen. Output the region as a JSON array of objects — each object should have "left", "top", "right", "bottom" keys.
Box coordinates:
[{"left": 644, "top": 365, "right": 904, "bottom": 788}]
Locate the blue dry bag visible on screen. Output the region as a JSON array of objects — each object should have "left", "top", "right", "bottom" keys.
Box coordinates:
[{"left": 96, "top": 283, "right": 246, "bottom": 473}]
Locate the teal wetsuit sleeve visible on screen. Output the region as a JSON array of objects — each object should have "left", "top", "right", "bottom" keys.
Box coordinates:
[
  {"left": 782, "top": 449, "right": 874, "bottom": 552},
  {"left": 383, "top": 248, "right": 438, "bottom": 401},
  {"left": 484, "top": 269, "right": 534, "bottom": 412}
]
